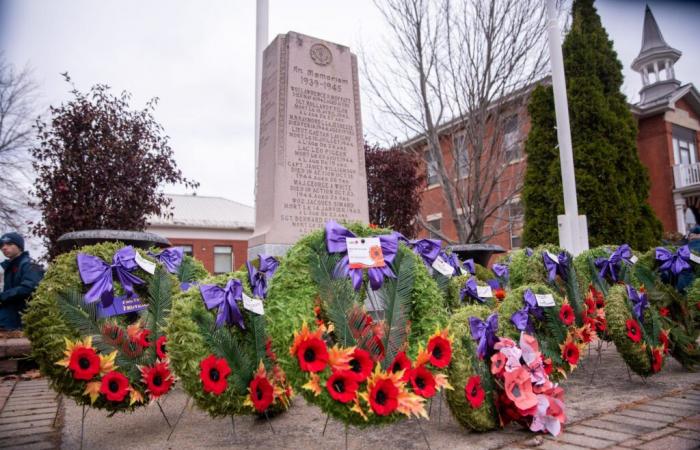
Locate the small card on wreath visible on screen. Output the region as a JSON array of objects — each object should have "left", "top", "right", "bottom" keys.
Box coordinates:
[
  {"left": 242, "top": 292, "right": 264, "bottom": 315},
  {"left": 476, "top": 285, "right": 493, "bottom": 298},
  {"left": 630, "top": 255, "right": 639, "bottom": 264},
  {"left": 690, "top": 253, "right": 700, "bottom": 264},
  {"left": 535, "top": 293, "right": 555, "bottom": 307},
  {"left": 432, "top": 256, "right": 455, "bottom": 277},
  {"left": 346, "top": 237, "right": 386, "bottom": 269},
  {"left": 134, "top": 252, "right": 156, "bottom": 274}
]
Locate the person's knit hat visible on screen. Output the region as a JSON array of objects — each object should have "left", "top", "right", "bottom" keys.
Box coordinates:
[{"left": 0, "top": 232, "right": 24, "bottom": 251}]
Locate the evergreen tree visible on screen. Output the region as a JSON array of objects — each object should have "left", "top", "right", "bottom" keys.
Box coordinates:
[{"left": 522, "top": 0, "right": 661, "bottom": 250}]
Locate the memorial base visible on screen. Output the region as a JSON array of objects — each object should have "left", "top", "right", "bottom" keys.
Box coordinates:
[{"left": 247, "top": 243, "right": 292, "bottom": 260}]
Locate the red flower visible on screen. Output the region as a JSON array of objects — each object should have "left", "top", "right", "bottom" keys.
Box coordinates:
[
  {"left": 561, "top": 341, "right": 580, "bottom": 366},
  {"left": 136, "top": 329, "right": 151, "bottom": 347},
  {"left": 249, "top": 374, "right": 275, "bottom": 412},
  {"left": 427, "top": 334, "right": 452, "bottom": 368},
  {"left": 369, "top": 378, "right": 399, "bottom": 416},
  {"left": 155, "top": 335, "right": 167, "bottom": 360},
  {"left": 345, "top": 348, "right": 372, "bottom": 382},
  {"left": 389, "top": 351, "right": 411, "bottom": 374},
  {"left": 491, "top": 352, "right": 507, "bottom": 377},
  {"left": 494, "top": 288, "right": 506, "bottom": 301},
  {"left": 199, "top": 355, "right": 231, "bottom": 395},
  {"left": 596, "top": 317, "right": 607, "bottom": 332},
  {"left": 100, "top": 371, "right": 130, "bottom": 402},
  {"left": 295, "top": 336, "right": 329, "bottom": 373},
  {"left": 542, "top": 357, "right": 553, "bottom": 375},
  {"left": 408, "top": 365, "right": 437, "bottom": 398},
  {"left": 626, "top": 319, "right": 642, "bottom": 343},
  {"left": 559, "top": 304, "right": 574, "bottom": 326},
  {"left": 464, "top": 375, "right": 485, "bottom": 409},
  {"left": 659, "top": 331, "right": 670, "bottom": 354},
  {"left": 141, "top": 361, "right": 173, "bottom": 398},
  {"left": 584, "top": 297, "right": 596, "bottom": 314},
  {"left": 659, "top": 307, "right": 670, "bottom": 317},
  {"left": 651, "top": 348, "right": 663, "bottom": 373},
  {"left": 68, "top": 346, "right": 101, "bottom": 381},
  {"left": 326, "top": 371, "right": 359, "bottom": 404}
]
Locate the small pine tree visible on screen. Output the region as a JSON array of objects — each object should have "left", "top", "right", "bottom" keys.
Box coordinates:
[{"left": 522, "top": 0, "right": 661, "bottom": 250}]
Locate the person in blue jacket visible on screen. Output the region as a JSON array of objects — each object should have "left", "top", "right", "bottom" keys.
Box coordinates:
[{"left": 1, "top": 232, "right": 44, "bottom": 330}]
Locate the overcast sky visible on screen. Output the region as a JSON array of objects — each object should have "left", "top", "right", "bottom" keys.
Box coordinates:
[{"left": 1, "top": 0, "right": 698, "bottom": 209}]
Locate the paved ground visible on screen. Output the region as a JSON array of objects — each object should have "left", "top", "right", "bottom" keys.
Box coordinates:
[{"left": 0, "top": 342, "right": 699, "bottom": 449}]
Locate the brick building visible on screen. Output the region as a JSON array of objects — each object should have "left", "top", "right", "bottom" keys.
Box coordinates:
[
  {"left": 413, "top": 5, "right": 699, "bottom": 251},
  {"left": 147, "top": 194, "right": 254, "bottom": 273}
]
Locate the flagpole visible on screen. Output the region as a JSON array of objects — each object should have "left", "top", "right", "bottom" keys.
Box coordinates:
[{"left": 254, "top": 0, "right": 269, "bottom": 201}]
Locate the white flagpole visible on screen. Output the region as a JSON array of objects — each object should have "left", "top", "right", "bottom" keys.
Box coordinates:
[{"left": 254, "top": 0, "right": 269, "bottom": 201}]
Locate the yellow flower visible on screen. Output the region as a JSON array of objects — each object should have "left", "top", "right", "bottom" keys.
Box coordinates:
[
  {"left": 129, "top": 388, "right": 145, "bottom": 406},
  {"left": 99, "top": 351, "right": 118, "bottom": 375},
  {"left": 83, "top": 381, "right": 101, "bottom": 404},
  {"left": 302, "top": 373, "right": 322, "bottom": 396},
  {"left": 56, "top": 336, "right": 94, "bottom": 368},
  {"left": 327, "top": 345, "right": 354, "bottom": 372}
]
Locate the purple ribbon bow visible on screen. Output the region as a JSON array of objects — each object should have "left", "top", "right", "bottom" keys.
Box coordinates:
[
  {"left": 525, "top": 247, "right": 534, "bottom": 257},
  {"left": 325, "top": 221, "right": 398, "bottom": 291},
  {"left": 409, "top": 239, "right": 442, "bottom": 267},
  {"left": 511, "top": 289, "right": 544, "bottom": 333},
  {"left": 440, "top": 251, "right": 463, "bottom": 273},
  {"left": 626, "top": 285, "right": 649, "bottom": 324},
  {"left": 460, "top": 277, "right": 484, "bottom": 303},
  {"left": 492, "top": 263, "right": 509, "bottom": 280},
  {"left": 200, "top": 279, "right": 245, "bottom": 329},
  {"left": 469, "top": 313, "right": 499, "bottom": 359},
  {"left": 246, "top": 254, "right": 279, "bottom": 298},
  {"left": 542, "top": 251, "right": 569, "bottom": 282},
  {"left": 148, "top": 247, "right": 184, "bottom": 274},
  {"left": 464, "top": 258, "right": 476, "bottom": 275},
  {"left": 656, "top": 245, "right": 691, "bottom": 276},
  {"left": 77, "top": 246, "right": 145, "bottom": 308},
  {"left": 595, "top": 244, "right": 633, "bottom": 282}
]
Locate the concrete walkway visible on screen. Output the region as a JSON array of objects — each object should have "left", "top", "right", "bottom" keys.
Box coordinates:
[{"left": 0, "top": 378, "right": 61, "bottom": 450}]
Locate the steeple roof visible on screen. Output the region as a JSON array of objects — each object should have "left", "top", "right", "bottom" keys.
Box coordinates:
[{"left": 631, "top": 5, "right": 681, "bottom": 71}]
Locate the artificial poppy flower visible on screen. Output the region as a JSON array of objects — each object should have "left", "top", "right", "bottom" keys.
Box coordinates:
[
  {"left": 408, "top": 366, "right": 436, "bottom": 398},
  {"left": 126, "top": 323, "right": 151, "bottom": 348},
  {"left": 596, "top": 317, "right": 607, "bottom": 333},
  {"left": 651, "top": 348, "right": 663, "bottom": 373},
  {"left": 495, "top": 391, "right": 521, "bottom": 426},
  {"left": 348, "top": 348, "right": 373, "bottom": 382},
  {"left": 136, "top": 329, "right": 151, "bottom": 347},
  {"left": 368, "top": 377, "right": 399, "bottom": 416},
  {"left": 504, "top": 367, "right": 537, "bottom": 410},
  {"left": 326, "top": 371, "right": 359, "bottom": 404},
  {"left": 584, "top": 297, "right": 596, "bottom": 314},
  {"left": 494, "top": 288, "right": 506, "bottom": 301},
  {"left": 199, "top": 355, "right": 231, "bottom": 395},
  {"left": 249, "top": 373, "right": 275, "bottom": 412},
  {"left": 659, "top": 307, "right": 670, "bottom": 317},
  {"left": 99, "top": 371, "right": 130, "bottom": 402},
  {"left": 427, "top": 330, "right": 452, "bottom": 368},
  {"left": 542, "top": 357, "right": 553, "bottom": 376},
  {"left": 491, "top": 352, "right": 507, "bottom": 377},
  {"left": 389, "top": 351, "right": 412, "bottom": 375},
  {"left": 464, "top": 375, "right": 485, "bottom": 409},
  {"left": 140, "top": 361, "right": 174, "bottom": 398},
  {"left": 58, "top": 337, "right": 101, "bottom": 381},
  {"left": 290, "top": 324, "right": 329, "bottom": 373},
  {"left": 575, "top": 325, "right": 594, "bottom": 344},
  {"left": 155, "top": 335, "right": 168, "bottom": 360},
  {"left": 626, "top": 319, "right": 642, "bottom": 343},
  {"left": 659, "top": 331, "right": 670, "bottom": 354},
  {"left": 559, "top": 304, "right": 574, "bottom": 326},
  {"left": 101, "top": 322, "right": 125, "bottom": 346},
  {"left": 561, "top": 340, "right": 580, "bottom": 366}
]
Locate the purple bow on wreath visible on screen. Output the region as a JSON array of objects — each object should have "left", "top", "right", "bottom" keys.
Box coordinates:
[
  {"left": 460, "top": 277, "right": 484, "bottom": 303},
  {"left": 492, "top": 263, "right": 509, "bottom": 280},
  {"left": 626, "top": 285, "right": 649, "bottom": 324},
  {"left": 464, "top": 258, "right": 476, "bottom": 275},
  {"left": 511, "top": 289, "right": 544, "bottom": 333},
  {"left": 325, "top": 221, "right": 398, "bottom": 291},
  {"left": 542, "top": 251, "right": 570, "bottom": 282},
  {"left": 655, "top": 245, "right": 691, "bottom": 276},
  {"left": 148, "top": 247, "right": 184, "bottom": 274},
  {"left": 77, "top": 246, "right": 145, "bottom": 308},
  {"left": 246, "top": 254, "right": 279, "bottom": 298},
  {"left": 594, "top": 244, "right": 633, "bottom": 282},
  {"left": 469, "top": 312, "right": 499, "bottom": 359},
  {"left": 440, "top": 251, "right": 463, "bottom": 273},
  {"left": 200, "top": 279, "right": 245, "bottom": 329},
  {"left": 525, "top": 247, "right": 534, "bottom": 257},
  {"left": 409, "top": 238, "right": 442, "bottom": 268}
]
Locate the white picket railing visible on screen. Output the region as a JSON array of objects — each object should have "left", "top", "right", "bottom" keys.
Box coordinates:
[{"left": 673, "top": 163, "right": 700, "bottom": 189}]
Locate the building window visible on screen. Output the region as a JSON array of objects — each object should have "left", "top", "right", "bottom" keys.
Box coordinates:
[
  {"left": 453, "top": 133, "right": 468, "bottom": 177},
  {"left": 213, "top": 246, "right": 233, "bottom": 274},
  {"left": 508, "top": 199, "right": 524, "bottom": 249},
  {"left": 181, "top": 245, "right": 193, "bottom": 257},
  {"left": 504, "top": 115, "right": 521, "bottom": 162},
  {"left": 428, "top": 218, "right": 441, "bottom": 239},
  {"left": 425, "top": 151, "right": 439, "bottom": 185},
  {"left": 673, "top": 125, "right": 697, "bottom": 166}
]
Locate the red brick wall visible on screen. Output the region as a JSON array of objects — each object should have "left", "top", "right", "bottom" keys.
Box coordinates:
[{"left": 168, "top": 238, "right": 249, "bottom": 273}]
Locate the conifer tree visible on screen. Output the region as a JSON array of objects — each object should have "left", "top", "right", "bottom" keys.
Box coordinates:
[{"left": 522, "top": 0, "right": 662, "bottom": 249}]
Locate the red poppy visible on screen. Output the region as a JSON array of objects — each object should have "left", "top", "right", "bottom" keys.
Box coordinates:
[
  {"left": 584, "top": 297, "right": 596, "bottom": 314},
  {"left": 659, "top": 332, "right": 669, "bottom": 354},
  {"left": 561, "top": 341, "right": 580, "bottom": 366},
  {"left": 626, "top": 319, "right": 642, "bottom": 343},
  {"left": 464, "top": 375, "right": 485, "bottom": 409},
  {"left": 141, "top": 362, "right": 174, "bottom": 397},
  {"left": 265, "top": 337, "right": 278, "bottom": 362},
  {"left": 408, "top": 366, "right": 437, "bottom": 398},
  {"left": 389, "top": 351, "right": 412, "bottom": 375},
  {"left": 584, "top": 316, "right": 596, "bottom": 330},
  {"left": 596, "top": 317, "right": 607, "bottom": 332},
  {"left": 348, "top": 348, "right": 373, "bottom": 382},
  {"left": 100, "top": 371, "right": 130, "bottom": 402},
  {"left": 495, "top": 391, "right": 521, "bottom": 426},
  {"left": 199, "top": 355, "right": 231, "bottom": 395},
  {"left": 651, "top": 348, "right": 663, "bottom": 373},
  {"left": 578, "top": 326, "right": 594, "bottom": 344},
  {"left": 590, "top": 286, "right": 605, "bottom": 308},
  {"left": 295, "top": 336, "right": 329, "bottom": 372},
  {"left": 326, "top": 371, "right": 359, "bottom": 404},
  {"left": 136, "top": 329, "right": 151, "bottom": 348},
  {"left": 155, "top": 335, "right": 168, "bottom": 360},
  {"left": 68, "top": 346, "right": 101, "bottom": 381},
  {"left": 491, "top": 352, "right": 507, "bottom": 377},
  {"left": 249, "top": 374, "right": 275, "bottom": 412},
  {"left": 559, "top": 304, "right": 574, "bottom": 326},
  {"left": 101, "top": 322, "right": 125, "bottom": 346},
  {"left": 369, "top": 378, "right": 399, "bottom": 416},
  {"left": 494, "top": 288, "right": 506, "bottom": 301},
  {"left": 659, "top": 307, "right": 670, "bottom": 317},
  {"left": 542, "top": 357, "right": 553, "bottom": 375},
  {"left": 427, "top": 335, "right": 452, "bottom": 368}
]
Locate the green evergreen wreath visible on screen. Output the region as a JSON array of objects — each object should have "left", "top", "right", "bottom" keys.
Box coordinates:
[
  {"left": 444, "top": 304, "right": 499, "bottom": 431},
  {"left": 165, "top": 271, "right": 293, "bottom": 418},
  {"left": 23, "top": 242, "right": 205, "bottom": 412},
  {"left": 264, "top": 223, "right": 449, "bottom": 427},
  {"left": 447, "top": 274, "right": 502, "bottom": 311}
]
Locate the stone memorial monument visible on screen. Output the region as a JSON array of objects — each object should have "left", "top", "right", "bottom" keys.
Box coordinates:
[{"left": 248, "top": 32, "right": 369, "bottom": 259}]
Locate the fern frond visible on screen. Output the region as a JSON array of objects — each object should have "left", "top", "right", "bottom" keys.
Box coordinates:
[
  {"left": 145, "top": 268, "right": 173, "bottom": 338},
  {"left": 562, "top": 263, "right": 584, "bottom": 325},
  {"left": 586, "top": 257, "right": 608, "bottom": 296},
  {"left": 380, "top": 249, "right": 415, "bottom": 369}
]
